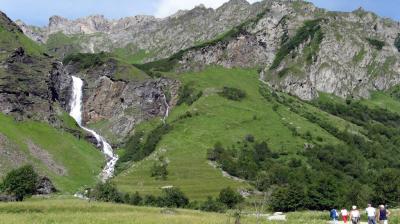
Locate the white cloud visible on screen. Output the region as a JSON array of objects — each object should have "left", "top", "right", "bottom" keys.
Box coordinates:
[{"left": 155, "top": 0, "right": 261, "bottom": 18}]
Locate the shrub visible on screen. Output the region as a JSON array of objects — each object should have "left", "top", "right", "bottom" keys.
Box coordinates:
[
  {"left": 218, "top": 187, "right": 244, "bottom": 209},
  {"left": 270, "top": 184, "right": 306, "bottom": 212},
  {"left": 160, "top": 187, "right": 189, "bottom": 208},
  {"left": 177, "top": 84, "right": 203, "bottom": 106},
  {"left": 200, "top": 196, "right": 227, "bottom": 213},
  {"left": 142, "top": 124, "right": 171, "bottom": 158},
  {"left": 1, "top": 165, "right": 38, "bottom": 201},
  {"left": 118, "top": 124, "right": 171, "bottom": 168},
  {"left": 143, "top": 194, "right": 160, "bottom": 207},
  {"left": 150, "top": 156, "right": 168, "bottom": 180},
  {"left": 90, "top": 181, "right": 122, "bottom": 203},
  {"left": 244, "top": 134, "right": 255, "bottom": 142},
  {"left": 118, "top": 131, "right": 143, "bottom": 164},
  {"left": 366, "top": 38, "right": 385, "bottom": 50},
  {"left": 373, "top": 169, "right": 400, "bottom": 206},
  {"left": 395, "top": 33, "right": 400, "bottom": 52},
  {"left": 129, "top": 192, "right": 143, "bottom": 205},
  {"left": 63, "top": 52, "right": 109, "bottom": 69},
  {"left": 219, "top": 87, "right": 246, "bottom": 101}
]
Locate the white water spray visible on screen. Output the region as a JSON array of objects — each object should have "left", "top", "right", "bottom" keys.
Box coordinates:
[
  {"left": 69, "top": 76, "right": 118, "bottom": 182},
  {"left": 162, "top": 93, "right": 170, "bottom": 124}
]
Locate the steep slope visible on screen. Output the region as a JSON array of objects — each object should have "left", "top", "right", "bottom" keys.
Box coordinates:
[
  {"left": 0, "top": 11, "right": 105, "bottom": 192},
  {"left": 142, "top": 1, "right": 400, "bottom": 100},
  {"left": 17, "top": 0, "right": 264, "bottom": 61},
  {"left": 113, "top": 66, "right": 366, "bottom": 200},
  {"left": 0, "top": 113, "right": 103, "bottom": 193},
  {"left": 0, "top": 11, "right": 71, "bottom": 123},
  {"left": 62, "top": 52, "right": 180, "bottom": 144},
  {"left": 113, "top": 65, "right": 400, "bottom": 208}
]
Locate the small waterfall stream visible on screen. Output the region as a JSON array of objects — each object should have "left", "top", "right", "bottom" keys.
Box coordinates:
[
  {"left": 69, "top": 76, "right": 118, "bottom": 182},
  {"left": 162, "top": 93, "right": 170, "bottom": 123}
]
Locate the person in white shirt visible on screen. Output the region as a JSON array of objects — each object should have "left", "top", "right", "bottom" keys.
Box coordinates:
[
  {"left": 341, "top": 208, "right": 349, "bottom": 224},
  {"left": 350, "top": 206, "right": 361, "bottom": 224},
  {"left": 366, "top": 204, "right": 377, "bottom": 224}
]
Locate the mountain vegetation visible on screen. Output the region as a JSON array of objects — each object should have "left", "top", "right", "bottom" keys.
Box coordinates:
[{"left": 0, "top": 0, "right": 400, "bottom": 222}]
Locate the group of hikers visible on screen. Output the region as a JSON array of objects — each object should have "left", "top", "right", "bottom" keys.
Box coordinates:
[{"left": 330, "top": 204, "right": 391, "bottom": 224}]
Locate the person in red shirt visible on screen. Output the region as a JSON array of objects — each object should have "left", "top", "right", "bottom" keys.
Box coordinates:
[{"left": 341, "top": 208, "right": 349, "bottom": 224}]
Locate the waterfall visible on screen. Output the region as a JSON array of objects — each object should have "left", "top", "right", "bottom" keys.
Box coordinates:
[
  {"left": 69, "top": 76, "right": 118, "bottom": 182},
  {"left": 162, "top": 93, "right": 170, "bottom": 124}
]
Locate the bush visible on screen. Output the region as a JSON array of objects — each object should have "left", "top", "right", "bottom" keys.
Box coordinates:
[
  {"left": 373, "top": 169, "right": 400, "bottom": 206},
  {"left": 129, "top": 192, "right": 143, "bottom": 205},
  {"left": 90, "top": 181, "right": 122, "bottom": 203},
  {"left": 150, "top": 156, "right": 168, "bottom": 180},
  {"left": 143, "top": 194, "right": 160, "bottom": 207},
  {"left": 200, "top": 196, "right": 227, "bottom": 213},
  {"left": 395, "top": 33, "right": 400, "bottom": 52},
  {"left": 118, "top": 124, "right": 171, "bottom": 170},
  {"left": 63, "top": 52, "right": 109, "bottom": 69},
  {"left": 219, "top": 87, "right": 246, "bottom": 101},
  {"left": 1, "top": 165, "right": 38, "bottom": 201},
  {"left": 270, "top": 184, "right": 307, "bottom": 212},
  {"left": 160, "top": 187, "right": 189, "bottom": 208},
  {"left": 366, "top": 38, "right": 385, "bottom": 50},
  {"left": 142, "top": 124, "right": 171, "bottom": 158},
  {"left": 177, "top": 84, "right": 203, "bottom": 106},
  {"left": 218, "top": 187, "right": 244, "bottom": 209}
]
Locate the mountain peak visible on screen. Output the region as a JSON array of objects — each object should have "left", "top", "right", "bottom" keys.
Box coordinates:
[{"left": 0, "top": 11, "right": 22, "bottom": 33}]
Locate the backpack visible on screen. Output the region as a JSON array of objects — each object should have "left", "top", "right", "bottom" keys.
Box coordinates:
[{"left": 330, "top": 209, "right": 338, "bottom": 219}]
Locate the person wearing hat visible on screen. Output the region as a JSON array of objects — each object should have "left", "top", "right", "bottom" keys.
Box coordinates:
[
  {"left": 378, "top": 205, "right": 391, "bottom": 224},
  {"left": 350, "top": 206, "right": 361, "bottom": 224}
]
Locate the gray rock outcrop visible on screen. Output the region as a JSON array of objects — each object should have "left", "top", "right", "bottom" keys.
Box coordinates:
[
  {"left": 35, "top": 176, "right": 57, "bottom": 195},
  {"left": 17, "top": 0, "right": 264, "bottom": 60}
]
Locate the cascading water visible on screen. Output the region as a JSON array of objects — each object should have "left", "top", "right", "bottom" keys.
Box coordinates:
[
  {"left": 69, "top": 76, "right": 118, "bottom": 182},
  {"left": 162, "top": 93, "right": 170, "bottom": 123}
]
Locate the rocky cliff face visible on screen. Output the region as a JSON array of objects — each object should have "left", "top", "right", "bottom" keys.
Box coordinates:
[
  {"left": 0, "top": 11, "right": 72, "bottom": 123},
  {"left": 1, "top": 11, "right": 180, "bottom": 145},
  {"left": 64, "top": 59, "right": 179, "bottom": 144},
  {"left": 13, "top": 0, "right": 400, "bottom": 101},
  {"left": 18, "top": 0, "right": 264, "bottom": 60},
  {"left": 174, "top": 1, "right": 400, "bottom": 100}
]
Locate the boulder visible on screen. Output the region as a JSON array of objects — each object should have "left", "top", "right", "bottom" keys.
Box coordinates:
[
  {"left": 35, "top": 176, "right": 57, "bottom": 195},
  {"left": 0, "top": 194, "right": 17, "bottom": 202}
]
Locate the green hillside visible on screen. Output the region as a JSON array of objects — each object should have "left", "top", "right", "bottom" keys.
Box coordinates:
[
  {"left": 113, "top": 66, "right": 400, "bottom": 210},
  {"left": 113, "top": 67, "right": 358, "bottom": 200},
  {"left": 0, "top": 113, "right": 104, "bottom": 193}
]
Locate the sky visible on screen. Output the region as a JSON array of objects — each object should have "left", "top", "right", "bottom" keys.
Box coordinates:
[{"left": 0, "top": 0, "right": 399, "bottom": 26}]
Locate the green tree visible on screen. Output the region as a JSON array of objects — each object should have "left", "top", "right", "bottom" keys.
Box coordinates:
[
  {"left": 129, "top": 191, "right": 142, "bottom": 205},
  {"left": 1, "top": 165, "right": 38, "bottom": 201},
  {"left": 200, "top": 196, "right": 227, "bottom": 213},
  {"left": 373, "top": 169, "right": 400, "bottom": 206},
  {"left": 91, "top": 181, "right": 122, "bottom": 203},
  {"left": 218, "top": 187, "right": 244, "bottom": 209},
  {"left": 270, "top": 184, "right": 306, "bottom": 212},
  {"left": 150, "top": 156, "right": 168, "bottom": 180},
  {"left": 160, "top": 187, "right": 189, "bottom": 208}
]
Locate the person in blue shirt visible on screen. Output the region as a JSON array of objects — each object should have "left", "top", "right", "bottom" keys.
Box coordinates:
[{"left": 330, "top": 208, "right": 339, "bottom": 224}]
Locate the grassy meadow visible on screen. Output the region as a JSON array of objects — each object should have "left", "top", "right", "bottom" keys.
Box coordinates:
[{"left": 0, "top": 198, "right": 398, "bottom": 224}]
